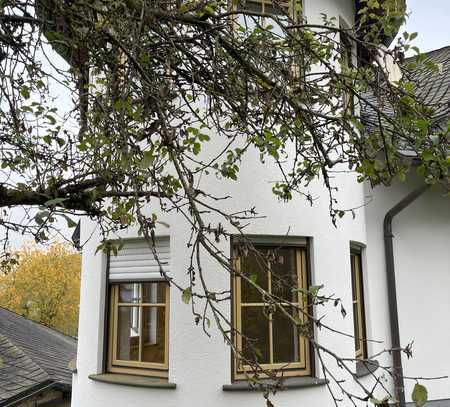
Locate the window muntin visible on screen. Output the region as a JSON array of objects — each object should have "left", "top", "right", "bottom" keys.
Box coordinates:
[
  {"left": 350, "top": 250, "right": 367, "bottom": 360},
  {"left": 234, "top": 0, "right": 300, "bottom": 33},
  {"left": 238, "top": 0, "right": 291, "bottom": 17},
  {"left": 108, "top": 282, "right": 169, "bottom": 377},
  {"left": 233, "top": 245, "right": 311, "bottom": 378}
]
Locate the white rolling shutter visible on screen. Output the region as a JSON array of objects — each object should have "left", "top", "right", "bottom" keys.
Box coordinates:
[{"left": 109, "top": 237, "right": 170, "bottom": 281}]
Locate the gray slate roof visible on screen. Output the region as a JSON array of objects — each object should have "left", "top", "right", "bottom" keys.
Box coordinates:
[
  {"left": 0, "top": 307, "right": 77, "bottom": 404},
  {"left": 407, "top": 46, "right": 450, "bottom": 122},
  {"left": 362, "top": 46, "right": 450, "bottom": 129}
]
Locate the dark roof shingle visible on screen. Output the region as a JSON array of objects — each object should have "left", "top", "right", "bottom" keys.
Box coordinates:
[
  {"left": 407, "top": 45, "right": 450, "bottom": 120},
  {"left": 0, "top": 307, "right": 77, "bottom": 404},
  {"left": 362, "top": 45, "right": 450, "bottom": 129}
]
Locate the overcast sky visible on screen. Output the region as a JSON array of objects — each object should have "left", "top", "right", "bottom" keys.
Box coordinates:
[{"left": 401, "top": 0, "right": 450, "bottom": 53}]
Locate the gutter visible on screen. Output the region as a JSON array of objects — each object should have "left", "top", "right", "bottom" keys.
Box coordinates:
[
  {"left": 383, "top": 184, "right": 430, "bottom": 407},
  {"left": 0, "top": 381, "right": 56, "bottom": 407}
]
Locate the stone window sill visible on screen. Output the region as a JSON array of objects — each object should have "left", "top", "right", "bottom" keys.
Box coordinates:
[
  {"left": 222, "top": 377, "right": 328, "bottom": 392},
  {"left": 89, "top": 373, "right": 176, "bottom": 389},
  {"left": 355, "top": 360, "right": 379, "bottom": 378}
]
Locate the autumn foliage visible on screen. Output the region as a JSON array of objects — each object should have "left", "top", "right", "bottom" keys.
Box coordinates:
[{"left": 0, "top": 243, "right": 81, "bottom": 336}]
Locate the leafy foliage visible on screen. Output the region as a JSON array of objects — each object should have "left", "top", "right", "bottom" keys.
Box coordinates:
[
  {"left": 0, "top": 243, "right": 81, "bottom": 336},
  {"left": 0, "top": 0, "right": 446, "bottom": 404}
]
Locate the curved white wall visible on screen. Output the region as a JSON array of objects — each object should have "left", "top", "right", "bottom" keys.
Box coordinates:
[{"left": 70, "top": 1, "right": 449, "bottom": 406}]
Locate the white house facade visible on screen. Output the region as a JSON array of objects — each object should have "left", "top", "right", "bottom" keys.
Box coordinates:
[{"left": 68, "top": 1, "right": 450, "bottom": 407}]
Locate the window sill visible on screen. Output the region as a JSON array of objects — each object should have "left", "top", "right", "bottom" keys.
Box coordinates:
[
  {"left": 89, "top": 373, "right": 176, "bottom": 389},
  {"left": 355, "top": 360, "right": 379, "bottom": 378},
  {"left": 222, "top": 377, "right": 328, "bottom": 392}
]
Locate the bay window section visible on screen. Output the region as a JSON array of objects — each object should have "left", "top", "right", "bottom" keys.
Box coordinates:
[{"left": 233, "top": 244, "right": 311, "bottom": 379}]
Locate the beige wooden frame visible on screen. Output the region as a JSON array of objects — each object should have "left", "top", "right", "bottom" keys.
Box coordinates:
[
  {"left": 350, "top": 251, "right": 367, "bottom": 360},
  {"left": 107, "top": 282, "right": 170, "bottom": 378},
  {"left": 233, "top": 246, "right": 311, "bottom": 379},
  {"left": 244, "top": 0, "right": 291, "bottom": 16},
  {"left": 230, "top": 0, "right": 300, "bottom": 29}
]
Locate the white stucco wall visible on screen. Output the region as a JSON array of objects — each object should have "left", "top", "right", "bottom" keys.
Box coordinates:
[
  {"left": 364, "top": 176, "right": 450, "bottom": 403},
  {"left": 70, "top": 0, "right": 450, "bottom": 405}
]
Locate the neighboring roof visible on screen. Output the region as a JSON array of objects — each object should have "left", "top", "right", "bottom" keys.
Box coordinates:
[
  {"left": 406, "top": 45, "right": 450, "bottom": 122},
  {"left": 362, "top": 46, "right": 450, "bottom": 130},
  {"left": 0, "top": 307, "right": 77, "bottom": 405}
]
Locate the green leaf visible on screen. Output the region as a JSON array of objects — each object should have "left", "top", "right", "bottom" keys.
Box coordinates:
[
  {"left": 139, "top": 151, "right": 154, "bottom": 169},
  {"left": 309, "top": 285, "right": 323, "bottom": 297},
  {"left": 192, "top": 142, "right": 201, "bottom": 155},
  {"left": 45, "top": 197, "right": 68, "bottom": 207},
  {"left": 409, "top": 32, "right": 418, "bottom": 41},
  {"left": 20, "top": 86, "right": 30, "bottom": 99},
  {"left": 60, "top": 214, "right": 78, "bottom": 228},
  {"left": 412, "top": 383, "right": 428, "bottom": 407},
  {"left": 35, "top": 210, "right": 49, "bottom": 226},
  {"left": 182, "top": 288, "right": 192, "bottom": 304},
  {"left": 45, "top": 114, "right": 57, "bottom": 125},
  {"left": 422, "top": 150, "right": 434, "bottom": 162}
]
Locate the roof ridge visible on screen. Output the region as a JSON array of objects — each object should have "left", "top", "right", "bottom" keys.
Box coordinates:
[
  {"left": 0, "top": 332, "right": 50, "bottom": 386},
  {"left": 422, "top": 45, "right": 450, "bottom": 56},
  {"left": 0, "top": 307, "right": 76, "bottom": 344},
  {"left": 405, "top": 45, "right": 450, "bottom": 62}
]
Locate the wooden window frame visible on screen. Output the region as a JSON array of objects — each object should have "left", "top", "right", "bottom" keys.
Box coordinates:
[
  {"left": 231, "top": 0, "right": 302, "bottom": 27},
  {"left": 230, "top": 1, "right": 305, "bottom": 82},
  {"left": 232, "top": 245, "right": 311, "bottom": 380},
  {"left": 350, "top": 249, "right": 367, "bottom": 360},
  {"left": 107, "top": 282, "right": 170, "bottom": 378}
]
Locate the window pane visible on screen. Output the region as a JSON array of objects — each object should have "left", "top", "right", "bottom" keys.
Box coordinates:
[
  {"left": 241, "top": 306, "right": 270, "bottom": 365},
  {"left": 272, "top": 307, "right": 300, "bottom": 364},
  {"left": 271, "top": 247, "right": 298, "bottom": 302},
  {"left": 238, "top": 1, "right": 288, "bottom": 16},
  {"left": 353, "top": 301, "right": 360, "bottom": 351},
  {"left": 239, "top": 0, "right": 263, "bottom": 12},
  {"left": 142, "top": 282, "right": 166, "bottom": 303},
  {"left": 351, "top": 254, "right": 359, "bottom": 350},
  {"left": 240, "top": 248, "right": 268, "bottom": 303},
  {"left": 142, "top": 307, "right": 166, "bottom": 364},
  {"left": 265, "top": 2, "right": 289, "bottom": 17},
  {"left": 351, "top": 255, "right": 357, "bottom": 301},
  {"left": 117, "top": 306, "right": 140, "bottom": 361},
  {"left": 118, "top": 283, "right": 141, "bottom": 303}
]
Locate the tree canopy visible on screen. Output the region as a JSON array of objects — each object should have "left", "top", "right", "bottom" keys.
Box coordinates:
[
  {"left": 0, "top": 0, "right": 448, "bottom": 405},
  {"left": 0, "top": 242, "right": 81, "bottom": 336},
  {"left": 0, "top": 0, "right": 447, "bottom": 243}
]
